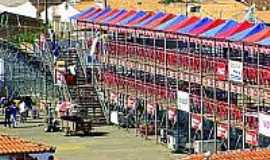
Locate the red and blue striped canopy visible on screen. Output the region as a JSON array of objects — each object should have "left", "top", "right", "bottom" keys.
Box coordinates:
[{"left": 72, "top": 7, "right": 270, "bottom": 46}]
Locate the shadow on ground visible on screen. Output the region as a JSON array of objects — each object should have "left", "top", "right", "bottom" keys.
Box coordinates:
[{"left": 64, "top": 131, "right": 109, "bottom": 138}]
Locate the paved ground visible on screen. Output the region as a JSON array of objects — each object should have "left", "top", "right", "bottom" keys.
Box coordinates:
[{"left": 0, "top": 118, "right": 184, "bottom": 160}]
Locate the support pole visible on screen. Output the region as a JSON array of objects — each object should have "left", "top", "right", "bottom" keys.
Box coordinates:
[
  {"left": 242, "top": 43, "right": 245, "bottom": 150},
  {"left": 227, "top": 41, "right": 231, "bottom": 151},
  {"left": 187, "top": 36, "right": 192, "bottom": 153},
  {"left": 199, "top": 38, "right": 204, "bottom": 153},
  {"left": 256, "top": 45, "right": 260, "bottom": 148},
  {"left": 213, "top": 39, "right": 217, "bottom": 153},
  {"left": 154, "top": 36, "right": 158, "bottom": 143}
]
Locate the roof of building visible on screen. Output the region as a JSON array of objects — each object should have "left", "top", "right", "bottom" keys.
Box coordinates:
[
  {"left": 0, "top": 0, "right": 29, "bottom": 7},
  {"left": 0, "top": 134, "right": 55, "bottom": 155}
]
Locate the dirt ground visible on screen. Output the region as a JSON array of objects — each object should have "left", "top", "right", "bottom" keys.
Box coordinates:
[{"left": 0, "top": 118, "right": 185, "bottom": 160}]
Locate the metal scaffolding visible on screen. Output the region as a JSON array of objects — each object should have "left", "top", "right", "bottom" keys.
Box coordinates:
[{"left": 73, "top": 15, "right": 270, "bottom": 154}]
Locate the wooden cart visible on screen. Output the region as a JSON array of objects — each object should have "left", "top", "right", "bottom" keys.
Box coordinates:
[{"left": 61, "top": 116, "right": 92, "bottom": 136}]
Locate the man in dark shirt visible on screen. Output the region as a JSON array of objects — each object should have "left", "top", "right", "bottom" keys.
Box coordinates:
[{"left": 4, "top": 102, "right": 11, "bottom": 128}]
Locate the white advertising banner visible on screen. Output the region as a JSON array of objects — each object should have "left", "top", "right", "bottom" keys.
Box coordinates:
[
  {"left": 110, "top": 111, "right": 119, "bottom": 125},
  {"left": 229, "top": 60, "right": 243, "bottom": 83},
  {"left": 177, "top": 91, "right": 190, "bottom": 112},
  {"left": 259, "top": 113, "right": 270, "bottom": 137},
  {"left": 0, "top": 59, "right": 4, "bottom": 81}
]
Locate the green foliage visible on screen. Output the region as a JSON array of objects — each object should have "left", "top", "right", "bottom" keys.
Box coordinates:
[
  {"left": 163, "top": 0, "right": 175, "bottom": 4},
  {"left": 10, "top": 31, "right": 39, "bottom": 45}
]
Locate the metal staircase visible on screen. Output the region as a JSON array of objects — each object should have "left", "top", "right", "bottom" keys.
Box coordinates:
[{"left": 57, "top": 47, "right": 106, "bottom": 126}]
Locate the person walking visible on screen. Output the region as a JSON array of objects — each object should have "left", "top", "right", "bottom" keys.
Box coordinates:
[
  {"left": 4, "top": 102, "right": 11, "bottom": 128},
  {"left": 19, "top": 100, "right": 27, "bottom": 123},
  {"left": 10, "top": 102, "right": 17, "bottom": 128}
]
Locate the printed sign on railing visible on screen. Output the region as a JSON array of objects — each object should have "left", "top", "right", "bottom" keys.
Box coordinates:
[
  {"left": 259, "top": 113, "right": 270, "bottom": 137},
  {"left": 246, "top": 130, "right": 258, "bottom": 146},
  {"left": 177, "top": 91, "right": 190, "bottom": 112},
  {"left": 216, "top": 62, "right": 226, "bottom": 81},
  {"left": 192, "top": 114, "right": 202, "bottom": 130},
  {"left": 229, "top": 60, "right": 243, "bottom": 83}
]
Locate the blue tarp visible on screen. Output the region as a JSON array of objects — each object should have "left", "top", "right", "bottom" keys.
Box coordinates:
[
  {"left": 118, "top": 11, "right": 146, "bottom": 25},
  {"left": 156, "top": 15, "right": 186, "bottom": 30},
  {"left": 102, "top": 9, "right": 127, "bottom": 24},
  {"left": 135, "top": 12, "right": 165, "bottom": 27},
  {"left": 229, "top": 23, "right": 266, "bottom": 41},
  {"left": 178, "top": 17, "right": 212, "bottom": 34},
  {"left": 201, "top": 20, "right": 237, "bottom": 38},
  {"left": 256, "top": 37, "right": 270, "bottom": 46},
  {"left": 87, "top": 8, "right": 111, "bottom": 21}
]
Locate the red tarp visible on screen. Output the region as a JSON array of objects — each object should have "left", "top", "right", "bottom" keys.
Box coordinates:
[
  {"left": 144, "top": 13, "right": 176, "bottom": 29},
  {"left": 108, "top": 10, "right": 137, "bottom": 25},
  {"left": 79, "top": 8, "right": 101, "bottom": 20},
  {"left": 244, "top": 28, "right": 270, "bottom": 43},
  {"left": 189, "top": 19, "right": 225, "bottom": 36},
  {"left": 95, "top": 9, "right": 119, "bottom": 23},
  {"left": 127, "top": 11, "right": 155, "bottom": 26},
  {"left": 215, "top": 21, "right": 253, "bottom": 39},
  {"left": 166, "top": 16, "right": 200, "bottom": 32}
]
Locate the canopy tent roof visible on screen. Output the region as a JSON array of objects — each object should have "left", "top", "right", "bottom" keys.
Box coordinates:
[
  {"left": 127, "top": 11, "right": 154, "bottom": 27},
  {"left": 244, "top": 28, "right": 270, "bottom": 43},
  {"left": 257, "top": 37, "right": 270, "bottom": 46},
  {"left": 72, "top": 7, "right": 270, "bottom": 46},
  {"left": 190, "top": 19, "right": 226, "bottom": 36},
  {"left": 215, "top": 21, "right": 253, "bottom": 39},
  {"left": 178, "top": 17, "right": 212, "bottom": 34},
  {"left": 229, "top": 23, "right": 266, "bottom": 41},
  {"left": 102, "top": 9, "right": 126, "bottom": 24},
  {"left": 135, "top": 12, "right": 165, "bottom": 27},
  {"left": 70, "top": 7, "right": 95, "bottom": 20},
  {"left": 119, "top": 11, "right": 146, "bottom": 26},
  {"left": 201, "top": 20, "right": 237, "bottom": 38},
  {"left": 144, "top": 13, "right": 175, "bottom": 29},
  {"left": 87, "top": 8, "right": 111, "bottom": 21},
  {"left": 79, "top": 8, "right": 101, "bottom": 20},
  {"left": 166, "top": 16, "right": 200, "bottom": 32},
  {"left": 156, "top": 15, "right": 186, "bottom": 30},
  {"left": 108, "top": 10, "right": 136, "bottom": 25},
  {"left": 95, "top": 9, "right": 120, "bottom": 23}
]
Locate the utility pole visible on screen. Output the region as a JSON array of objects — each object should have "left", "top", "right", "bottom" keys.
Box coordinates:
[
  {"left": 185, "top": 0, "right": 189, "bottom": 16},
  {"left": 104, "top": 0, "right": 108, "bottom": 8},
  {"left": 45, "top": 0, "right": 48, "bottom": 26}
]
